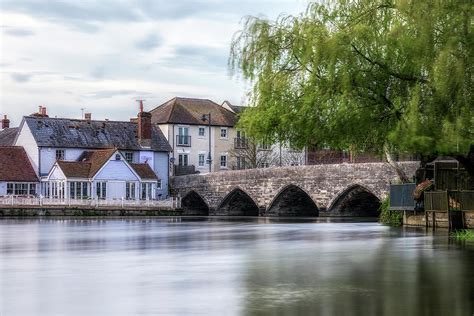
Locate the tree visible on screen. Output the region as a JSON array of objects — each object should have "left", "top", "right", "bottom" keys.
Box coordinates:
[{"left": 230, "top": 0, "right": 473, "bottom": 182}]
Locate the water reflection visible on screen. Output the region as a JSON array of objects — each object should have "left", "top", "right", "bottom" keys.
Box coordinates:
[{"left": 0, "top": 218, "right": 473, "bottom": 315}]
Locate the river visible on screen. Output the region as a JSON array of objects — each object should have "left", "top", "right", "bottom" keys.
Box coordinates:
[{"left": 0, "top": 217, "right": 473, "bottom": 315}]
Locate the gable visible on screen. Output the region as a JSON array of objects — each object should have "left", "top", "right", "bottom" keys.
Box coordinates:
[{"left": 94, "top": 158, "right": 140, "bottom": 181}]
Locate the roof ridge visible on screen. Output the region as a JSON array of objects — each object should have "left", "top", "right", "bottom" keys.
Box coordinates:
[{"left": 25, "top": 116, "right": 138, "bottom": 125}]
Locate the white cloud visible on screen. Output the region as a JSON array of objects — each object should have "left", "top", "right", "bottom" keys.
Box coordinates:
[{"left": 0, "top": 0, "right": 308, "bottom": 126}]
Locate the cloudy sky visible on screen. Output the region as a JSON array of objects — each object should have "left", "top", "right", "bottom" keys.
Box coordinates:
[{"left": 0, "top": 0, "right": 307, "bottom": 126}]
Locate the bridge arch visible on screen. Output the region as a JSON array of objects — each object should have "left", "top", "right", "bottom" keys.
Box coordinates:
[
  {"left": 181, "top": 190, "right": 210, "bottom": 215},
  {"left": 327, "top": 184, "right": 381, "bottom": 216},
  {"left": 216, "top": 187, "right": 259, "bottom": 216},
  {"left": 266, "top": 184, "right": 319, "bottom": 217}
]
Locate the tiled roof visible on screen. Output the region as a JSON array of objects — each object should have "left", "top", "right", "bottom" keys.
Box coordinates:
[
  {"left": 23, "top": 116, "right": 171, "bottom": 152},
  {"left": 130, "top": 163, "right": 158, "bottom": 180},
  {"left": 0, "top": 128, "right": 19, "bottom": 146},
  {"left": 57, "top": 148, "right": 116, "bottom": 178},
  {"left": 151, "top": 97, "right": 238, "bottom": 127},
  {"left": 0, "top": 146, "right": 38, "bottom": 182},
  {"left": 222, "top": 101, "right": 247, "bottom": 114}
]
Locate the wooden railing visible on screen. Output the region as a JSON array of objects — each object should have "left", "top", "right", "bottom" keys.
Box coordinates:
[
  {"left": 0, "top": 196, "right": 181, "bottom": 209},
  {"left": 424, "top": 190, "right": 474, "bottom": 211}
]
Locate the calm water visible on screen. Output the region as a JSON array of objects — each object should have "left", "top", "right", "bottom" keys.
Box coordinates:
[{"left": 0, "top": 217, "right": 473, "bottom": 316}]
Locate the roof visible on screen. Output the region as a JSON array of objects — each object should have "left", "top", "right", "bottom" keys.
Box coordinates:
[
  {"left": 222, "top": 101, "right": 247, "bottom": 114},
  {"left": 0, "top": 146, "right": 38, "bottom": 182},
  {"left": 23, "top": 116, "right": 172, "bottom": 152},
  {"left": 57, "top": 148, "right": 116, "bottom": 178},
  {"left": 151, "top": 97, "right": 238, "bottom": 127},
  {"left": 130, "top": 163, "right": 158, "bottom": 180},
  {"left": 0, "top": 128, "right": 19, "bottom": 146}
]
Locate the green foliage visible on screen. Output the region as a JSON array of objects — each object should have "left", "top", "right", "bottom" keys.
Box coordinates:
[
  {"left": 450, "top": 229, "right": 474, "bottom": 241},
  {"left": 230, "top": 0, "right": 473, "bottom": 157},
  {"left": 378, "top": 196, "right": 403, "bottom": 226}
]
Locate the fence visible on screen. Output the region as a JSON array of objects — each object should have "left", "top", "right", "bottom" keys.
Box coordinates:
[
  {"left": 0, "top": 196, "right": 181, "bottom": 209},
  {"left": 424, "top": 190, "right": 474, "bottom": 212},
  {"left": 389, "top": 183, "right": 416, "bottom": 211}
]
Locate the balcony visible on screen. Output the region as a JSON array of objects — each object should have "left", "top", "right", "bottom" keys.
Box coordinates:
[
  {"left": 176, "top": 135, "right": 191, "bottom": 147},
  {"left": 234, "top": 137, "right": 248, "bottom": 149},
  {"left": 174, "top": 165, "right": 197, "bottom": 176}
]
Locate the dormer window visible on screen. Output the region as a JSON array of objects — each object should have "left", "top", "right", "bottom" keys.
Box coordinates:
[
  {"left": 124, "top": 152, "right": 134, "bottom": 163},
  {"left": 56, "top": 150, "right": 65, "bottom": 161}
]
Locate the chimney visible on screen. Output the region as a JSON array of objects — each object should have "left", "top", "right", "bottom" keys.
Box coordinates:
[
  {"left": 38, "top": 105, "right": 43, "bottom": 115},
  {"left": 84, "top": 113, "right": 92, "bottom": 121},
  {"left": 1, "top": 115, "right": 10, "bottom": 129},
  {"left": 137, "top": 101, "right": 152, "bottom": 144},
  {"left": 41, "top": 107, "right": 47, "bottom": 116}
]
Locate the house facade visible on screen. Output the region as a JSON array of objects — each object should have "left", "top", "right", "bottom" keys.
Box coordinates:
[
  {"left": 151, "top": 97, "right": 239, "bottom": 174},
  {"left": 13, "top": 107, "right": 172, "bottom": 199},
  {"left": 44, "top": 149, "right": 160, "bottom": 200}
]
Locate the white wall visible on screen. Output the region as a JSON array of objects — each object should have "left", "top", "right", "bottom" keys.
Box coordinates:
[
  {"left": 14, "top": 121, "right": 39, "bottom": 176},
  {"left": 95, "top": 160, "right": 139, "bottom": 181},
  {"left": 154, "top": 152, "right": 169, "bottom": 198},
  {"left": 40, "top": 148, "right": 84, "bottom": 176},
  {"left": 0, "top": 182, "right": 6, "bottom": 196}
]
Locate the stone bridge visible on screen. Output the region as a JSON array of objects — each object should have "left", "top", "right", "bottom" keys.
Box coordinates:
[{"left": 171, "top": 162, "right": 419, "bottom": 217}]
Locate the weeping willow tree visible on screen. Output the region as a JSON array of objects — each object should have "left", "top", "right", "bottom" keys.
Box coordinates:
[{"left": 230, "top": 0, "right": 473, "bottom": 181}]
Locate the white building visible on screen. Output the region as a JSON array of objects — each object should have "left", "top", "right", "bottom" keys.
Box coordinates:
[
  {"left": 151, "top": 97, "right": 239, "bottom": 174},
  {"left": 11, "top": 107, "right": 172, "bottom": 199}
]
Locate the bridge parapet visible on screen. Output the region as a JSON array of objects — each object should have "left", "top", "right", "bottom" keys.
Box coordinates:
[{"left": 171, "top": 162, "right": 420, "bottom": 216}]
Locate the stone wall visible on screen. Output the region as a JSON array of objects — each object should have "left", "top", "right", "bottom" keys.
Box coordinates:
[
  {"left": 171, "top": 162, "right": 419, "bottom": 215},
  {"left": 403, "top": 210, "right": 474, "bottom": 229}
]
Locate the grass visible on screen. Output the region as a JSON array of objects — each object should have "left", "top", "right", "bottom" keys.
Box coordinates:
[
  {"left": 379, "top": 195, "right": 403, "bottom": 226},
  {"left": 450, "top": 229, "right": 474, "bottom": 241}
]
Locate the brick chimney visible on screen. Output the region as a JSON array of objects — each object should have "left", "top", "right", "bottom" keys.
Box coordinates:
[
  {"left": 41, "top": 106, "right": 47, "bottom": 116},
  {"left": 1, "top": 115, "right": 10, "bottom": 129},
  {"left": 84, "top": 113, "right": 92, "bottom": 121},
  {"left": 137, "top": 100, "right": 152, "bottom": 145}
]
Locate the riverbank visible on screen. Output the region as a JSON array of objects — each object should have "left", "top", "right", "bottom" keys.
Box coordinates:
[
  {"left": 403, "top": 210, "right": 474, "bottom": 229},
  {"left": 0, "top": 205, "right": 183, "bottom": 217}
]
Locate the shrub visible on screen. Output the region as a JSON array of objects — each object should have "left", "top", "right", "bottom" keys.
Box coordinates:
[{"left": 379, "top": 196, "right": 403, "bottom": 226}]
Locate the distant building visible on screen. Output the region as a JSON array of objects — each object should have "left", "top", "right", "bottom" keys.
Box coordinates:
[
  {"left": 151, "top": 97, "right": 238, "bottom": 174},
  {"left": 12, "top": 107, "right": 172, "bottom": 199},
  {"left": 0, "top": 146, "right": 39, "bottom": 196}
]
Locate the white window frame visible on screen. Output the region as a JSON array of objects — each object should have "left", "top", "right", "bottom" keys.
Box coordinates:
[
  {"left": 56, "top": 149, "right": 65, "bottom": 161},
  {"left": 124, "top": 152, "right": 134, "bottom": 163},
  {"left": 157, "top": 180, "right": 162, "bottom": 190},
  {"left": 198, "top": 126, "right": 206, "bottom": 137},
  {"left": 220, "top": 154, "right": 228, "bottom": 169},
  {"left": 198, "top": 154, "right": 205, "bottom": 167},
  {"left": 220, "top": 127, "right": 228, "bottom": 139}
]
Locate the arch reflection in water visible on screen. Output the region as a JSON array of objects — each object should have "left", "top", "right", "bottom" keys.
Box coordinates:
[
  {"left": 216, "top": 188, "right": 259, "bottom": 216},
  {"left": 181, "top": 190, "right": 209, "bottom": 216},
  {"left": 328, "top": 184, "right": 381, "bottom": 216},
  {"left": 267, "top": 184, "right": 319, "bottom": 217}
]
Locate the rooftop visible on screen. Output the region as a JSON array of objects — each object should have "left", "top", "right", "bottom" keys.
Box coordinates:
[
  {"left": 150, "top": 97, "right": 238, "bottom": 127},
  {"left": 0, "top": 127, "right": 19, "bottom": 147},
  {"left": 0, "top": 146, "right": 38, "bottom": 182},
  {"left": 23, "top": 116, "right": 171, "bottom": 152}
]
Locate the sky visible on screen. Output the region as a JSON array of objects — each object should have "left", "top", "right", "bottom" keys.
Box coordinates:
[{"left": 0, "top": 0, "right": 308, "bottom": 126}]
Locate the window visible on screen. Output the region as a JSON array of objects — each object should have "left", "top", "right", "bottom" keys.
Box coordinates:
[
  {"left": 69, "top": 182, "right": 89, "bottom": 199},
  {"left": 29, "top": 184, "right": 36, "bottom": 196},
  {"left": 124, "top": 152, "right": 134, "bottom": 163},
  {"left": 141, "top": 183, "right": 153, "bottom": 200},
  {"left": 178, "top": 154, "right": 188, "bottom": 166},
  {"left": 115, "top": 154, "right": 121, "bottom": 160},
  {"left": 177, "top": 127, "right": 190, "bottom": 146},
  {"left": 6, "top": 183, "right": 37, "bottom": 196},
  {"left": 258, "top": 141, "right": 271, "bottom": 150},
  {"left": 126, "top": 182, "right": 136, "bottom": 200},
  {"left": 56, "top": 149, "right": 65, "bottom": 161},
  {"left": 157, "top": 180, "right": 162, "bottom": 190},
  {"left": 220, "top": 155, "right": 228, "bottom": 168},
  {"left": 198, "top": 154, "right": 205, "bottom": 167},
  {"left": 237, "top": 156, "right": 246, "bottom": 170},
  {"left": 258, "top": 162, "right": 270, "bottom": 168},
  {"left": 220, "top": 128, "right": 228, "bottom": 139},
  {"left": 96, "top": 182, "right": 107, "bottom": 199},
  {"left": 198, "top": 127, "right": 205, "bottom": 137}
]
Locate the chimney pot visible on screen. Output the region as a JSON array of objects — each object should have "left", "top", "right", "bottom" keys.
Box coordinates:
[
  {"left": 84, "top": 113, "right": 92, "bottom": 121},
  {"left": 1, "top": 115, "right": 10, "bottom": 129},
  {"left": 41, "top": 107, "right": 47, "bottom": 116}
]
